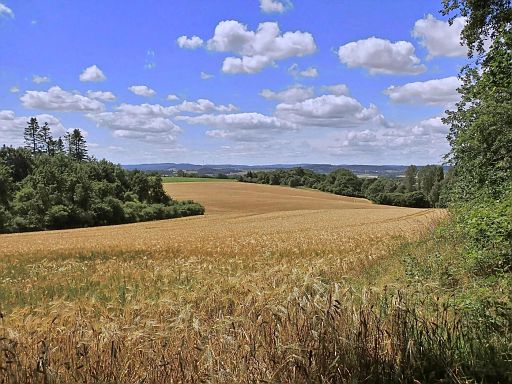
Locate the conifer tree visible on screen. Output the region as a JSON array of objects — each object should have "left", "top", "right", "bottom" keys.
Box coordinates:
[
  {"left": 69, "top": 129, "right": 88, "bottom": 161},
  {"left": 24, "top": 118, "right": 41, "bottom": 154},
  {"left": 38, "top": 122, "right": 54, "bottom": 155},
  {"left": 55, "top": 137, "right": 65, "bottom": 154}
]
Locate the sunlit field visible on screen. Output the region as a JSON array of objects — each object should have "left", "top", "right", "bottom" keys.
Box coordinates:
[
  {"left": 0, "top": 182, "right": 444, "bottom": 383},
  {"left": 161, "top": 176, "right": 236, "bottom": 183}
]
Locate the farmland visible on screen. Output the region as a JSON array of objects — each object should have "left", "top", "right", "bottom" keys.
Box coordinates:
[
  {"left": 0, "top": 182, "right": 447, "bottom": 382},
  {"left": 160, "top": 176, "right": 236, "bottom": 183}
]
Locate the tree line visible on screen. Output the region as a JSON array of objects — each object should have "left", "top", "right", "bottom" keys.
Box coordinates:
[
  {"left": 0, "top": 118, "right": 204, "bottom": 233},
  {"left": 239, "top": 165, "right": 449, "bottom": 208}
]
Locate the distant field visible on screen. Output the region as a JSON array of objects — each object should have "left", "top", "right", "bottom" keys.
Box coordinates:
[
  {"left": 0, "top": 182, "right": 444, "bottom": 382},
  {"left": 161, "top": 176, "right": 235, "bottom": 183}
]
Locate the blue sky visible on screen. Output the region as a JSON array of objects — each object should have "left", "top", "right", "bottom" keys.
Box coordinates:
[{"left": 1, "top": 0, "right": 468, "bottom": 165}]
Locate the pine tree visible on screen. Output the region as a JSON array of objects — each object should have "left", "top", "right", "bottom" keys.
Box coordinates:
[
  {"left": 38, "top": 122, "right": 54, "bottom": 154},
  {"left": 55, "top": 137, "right": 65, "bottom": 154},
  {"left": 68, "top": 129, "right": 88, "bottom": 161},
  {"left": 64, "top": 132, "right": 72, "bottom": 156},
  {"left": 24, "top": 118, "right": 41, "bottom": 154}
]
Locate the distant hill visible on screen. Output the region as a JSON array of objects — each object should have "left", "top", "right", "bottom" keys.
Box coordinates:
[{"left": 122, "top": 162, "right": 448, "bottom": 178}]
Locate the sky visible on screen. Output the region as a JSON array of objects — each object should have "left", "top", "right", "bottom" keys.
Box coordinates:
[{"left": 0, "top": 0, "right": 468, "bottom": 165}]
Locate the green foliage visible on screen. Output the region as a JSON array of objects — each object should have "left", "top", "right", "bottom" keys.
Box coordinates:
[
  {"left": 66, "top": 128, "right": 88, "bottom": 161},
  {"left": 455, "top": 187, "right": 512, "bottom": 275},
  {"left": 374, "top": 191, "right": 430, "bottom": 208},
  {"left": 444, "top": 28, "right": 512, "bottom": 199},
  {"left": 0, "top": 146, "right": 33, "bottom": 182},
  {"left": 317, "top": 168, "right": 363, "bottom": 197},
  {"left": 442, "top": 0, "right": 512, "bottom": 58},
  {"left": 239, "top": 166, "right": 446, "bottom": 208},
  {"left": 403, "top": 165, "right": 417, "bottom": 192},
  {"left": 0, "top": 160, "right": 14, "bottom": 207},
  {"left": 0, "top": 126, "right": 204, "bottom": 233}
]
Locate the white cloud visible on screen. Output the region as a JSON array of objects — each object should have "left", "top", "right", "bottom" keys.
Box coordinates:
[
  {"left": 113, "top": 99, "right": 237, "bottom": 117},
  {"left": 115, "top": 103, "right": 171, "bottom": 117},
  {"left": 260, "top": 85, "right": 314, "bottom": 102},
  {"left": 179, "top": 112, "right": 297, "bottom": 142},
  {"left": 79, "top": 65, "right": 106, "bottom": 82},
  {"left": 206, "top": 20, "right": 316, "bottom": 74},
  {"left": 87, "top": 90, "right": 116, "bottom": 102},
  {"left": 9, "top": 85, "right": 19, "bottom": 93},
  {"left": 338, "top": 37, "right": 426, "bottom": 75},
  {"left": 384, "top": 76, "right": 461, "bottom": 105},
  {"left": 288, "top": 63, "right": 319, "bottom": 78},
  {"left": 87, "top": 110, "right": 182, "bottom": 144},
  {"left": 200, "top": 71, "right": 214, "bottom": 80},
  {"left": 275, "top": 94, "right": 387, "bottom": 128},
  {"left": 412, "top": 14, "right": 467, "bottom": 58},
  {"left": 128, "top": 85, "right": 156, "bottom": 97},
  {"left": 259, "top": 0, "right": 291, "bottom": 13},
  {"left": 32, "top": 75, "right": 50, "bottom": 84},
  {"left": 321, "top": 84, "right": 350, "bottom": 96},
  {"left": 310, "top": 116, "right": 450, "bottom": 163},
  {"left": 177, "top": 35, "right": 204, "bottom": 49},
  {"left": 0, "top": 110, "right": 66, "bottom": 146},
  {"left": 298, "top": 67, "right": 318, "bottom": 77},
  {"left": 0, "top": 3, "right": 14, "bottom": 18},
  {"left": 20, "top": 86, "right": 105, "bottom": 112},
  {"left": 167, "top": 94, "right": 179, "bottom": 101},
  {"left": 176, "top": 99, "right": 237, "bottom": 114}
]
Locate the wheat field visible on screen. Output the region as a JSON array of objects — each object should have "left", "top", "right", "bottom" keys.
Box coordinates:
[{"left": 0, "top": 182, "right": 444, "bottom": 383}]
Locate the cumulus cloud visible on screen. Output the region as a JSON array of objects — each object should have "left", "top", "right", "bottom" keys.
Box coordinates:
[
  {"left": 177, "top": 35, "right": 204, "bottom": 49},
  {"left": 412, "top": 14, "right": 467, "bottom": 58},
  {"left": 86, "top": 90, "right": 116, "bottom": 102},
  {"left": 299, "top": 67, "right": 318, "bottom": 77},
  {"left": 113, "top": 99, "right": 237, "bottom": 117},
  {"left": 0, "top": 3, "right": 14, "bottom": 18},
  {"left": 0, "top": 110, "right": 66, "bottom": 146},
  {"left": 338, "top": 37, "right": 426, "bottom": 75},
  {"left": 275, "top": 94, "right": 387, "bottom": 128},
  {"left": 79, "top": 65, "right": 107, "bottom": 82},
  {"left": 20, "top": 86, "right": 105, "bottom": 112},
  {"left": 205, "top": 20, "right": 316, "bottom": 74},
  {"left": 288, "top": 63, "right": 319, "bottom": 78},
  {"left": 259, "top": 0, "right": 291, "bottom": 13},
  {"left": 311, "top": 116, "right": 450, "bottom": 163},
  {"left": 260, "top": 85, "right": 314, "bottom": 102},
  {"left": 32, "top": 75, "right": 50, "bottom": 84},
  {"left": 384, "top": 76, "right": 461, "bottom": 105},
  {"left": 128, "top": 85, "right": 156, "bottom": 97},
  {"left": 200, "top": 71, "right": 214, "bottom": 80},
  {"left": 287, "top": 63, "right": 319, "bottom": 78},
  {"left": 321, "top": 84, "right": 350, "bottom": 96},
  {"left": 179, "top": 112, "right": 297, "bottom": 142},
  {"left": 9, "top": 85, "right": 19, "bottom": 93},
  {"left": 87, "top": 109, "right": 182, "bottom": 144},
  {"left": 176, "top": 99, "right": 237, "bottom": 114},
  {"left": 167, "top": 94, "right": 179, "bottom": 101}
]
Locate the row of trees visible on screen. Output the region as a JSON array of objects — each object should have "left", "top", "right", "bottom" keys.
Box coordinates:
[
  {"left": 239, "top": 165, "right": 448, "bottom": 208},
  {"left": 24, "top": 117, "right": 88, "bottom": 161},
  {"left": 0, "top": 119, "right": 204, "bottom": 233}
]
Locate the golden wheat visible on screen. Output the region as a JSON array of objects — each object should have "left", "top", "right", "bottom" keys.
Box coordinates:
[{"left": 0, "top": 182, "right": 445, "bottom": 383}]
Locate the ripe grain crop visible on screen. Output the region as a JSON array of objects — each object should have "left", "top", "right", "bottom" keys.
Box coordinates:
[{"left": 0, "top": 182, "right": 445, "bottom": 383}]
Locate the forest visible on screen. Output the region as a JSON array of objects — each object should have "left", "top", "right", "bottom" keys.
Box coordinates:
[
  {"left": 0, "top": 119, "right": 204, "bottom": 233},
  {"left": 239, "top": 165, "right": 448, "bottom": 208}
]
